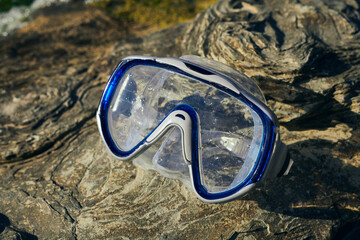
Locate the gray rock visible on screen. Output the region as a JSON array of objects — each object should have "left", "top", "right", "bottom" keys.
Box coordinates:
[{"left": 0, "top": 0, "right": 359, "bottom": 239}]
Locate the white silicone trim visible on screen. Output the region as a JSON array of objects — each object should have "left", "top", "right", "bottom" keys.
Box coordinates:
[
  {"left": 146, "top": 110, "right": 195, "bottom": 163},
  {"left": 156, "top": 58, "right": 240, "bottom": 94}
]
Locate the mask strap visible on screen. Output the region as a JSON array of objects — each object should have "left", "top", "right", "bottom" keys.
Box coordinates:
[{"left": 277, "top": 152, "right": 294, "bottom": 177}]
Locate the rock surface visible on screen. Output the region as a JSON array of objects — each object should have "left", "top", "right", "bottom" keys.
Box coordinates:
[{"left": 0, "top": 0, "right": 359, "bottom": 239}]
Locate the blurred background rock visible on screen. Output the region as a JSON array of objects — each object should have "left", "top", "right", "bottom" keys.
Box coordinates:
[
  {"left": 0, "top": 0, "right": 216, "bottom": 37},
  {"left": 0, "top": 0, "right": 359, "bottom": 239}
]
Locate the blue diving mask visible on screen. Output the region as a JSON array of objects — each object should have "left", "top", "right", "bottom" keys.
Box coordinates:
[{"left": 97, "top": 55, "right": 293, "bottom": 203}]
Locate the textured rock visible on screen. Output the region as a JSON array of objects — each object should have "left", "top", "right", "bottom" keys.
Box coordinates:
[{"left": 0, "top": 0, "right": 359, "bottom": 239}]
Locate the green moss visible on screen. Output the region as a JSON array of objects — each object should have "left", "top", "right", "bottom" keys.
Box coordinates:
[
  {"left": 90, "top": 0, "right": 217, "bottom": 29},
  {"left": 0, "top": 0, "right": 34, "bottom": 12}
]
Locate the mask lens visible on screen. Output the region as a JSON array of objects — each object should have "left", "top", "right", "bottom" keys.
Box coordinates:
[
  {"left": 107, "top": 63, "right": 264, "bottom": 193},
  {"left": 108, "top": 66, "right": 169, "bottom": 151},
  {"left": 199, "top": 112, "right": 263, "bottom": 193}
]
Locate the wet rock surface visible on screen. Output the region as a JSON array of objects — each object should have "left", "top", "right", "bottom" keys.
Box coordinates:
[{"left": 0, "top": 0, "right": 359, "bottom": 239}]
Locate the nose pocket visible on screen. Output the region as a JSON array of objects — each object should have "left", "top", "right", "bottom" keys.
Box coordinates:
[{"left": 152, "top": 128, "right": 189, "bottom": 174}]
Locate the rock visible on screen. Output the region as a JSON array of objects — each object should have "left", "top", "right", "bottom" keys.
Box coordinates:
[{"left": 0, "top": 0, "right": 359, "bottom": 239}]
